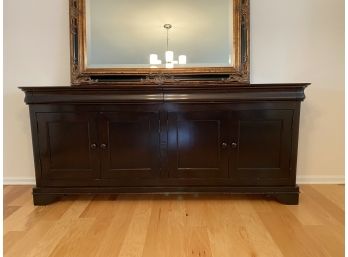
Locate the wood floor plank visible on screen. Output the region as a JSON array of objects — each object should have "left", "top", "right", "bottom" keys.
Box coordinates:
[
  {"left": 257, "top": 205, "right": 333, "bottom": 257},
  {"left": 206, "top": 197, "right": 248, "bottom": 257},
  {"left": 205, "top": 196, "right": 283, "bottom": 257},
  {"left": 3, "top": 186, "right": 30, "bottom": 206},
  {"left": 305, "top": 225, "right": 344, "bottom": 257},
  {"left": 117, "top": 196, "right": 153, "bottom": 257},
  {"left": 23, "top": 198, "right": 92, "bottom": 257},
  {"left": 301, "top": 185, "right": 344, "bottom": 225},
  {"left": 92, "top": 195, "right": 140, "bottom": 257},
  {"left": 184, "top": 195, "right": 210, "bottom": 228},
  {"left": 187, "top": 227, "right": 213, "bottom": 257},
  {"left": 79, "top": 195, "right": 116, "bottom": 218},
  {"left": 7, "top": 186, "right": 33, "bottom": 206},
  {"left": 63, "top": 195, "right": 121, "bottom": 257},
  {"left": 285, "top": 191, "right": 326, "bottom": 226},
  {"left": 3, "top": 185, "right": 345, "bottom": 257},
  {"left": 4, "top": 205, "right": 21, "bottom": 219},
  {"left": 23, "top": 198, "right": 76, "bottom": 226},
  {"left": 48, "top": 218, "right": 95, "bottom": 257},
  {"left": 166, "top": 196, "right": 188, "bottom": 257},
  {"left": 284, "top": 186, "right": 343, "bottom": 227},
  {"left": 4, "top": 200, "right": 37, "bottom": 233},
  {"left": 310, "top": 185, "right": 344, "bottom": 210},
  {"left": 5, "top": 220, "right": 54, "bottom": 257},
  {"left": 142, "top": 195, "right": 189, "bottom": 257},
  {"left": 3, "top": 185, "right": 11, "bottom": 193},
  {"left": 3, "top": 231, "right": 26, "bottom": 255},
  {"left": 4, "top": 197, "right": 76, "bottom": 234},
  {"left": 141, "top": 196, "right": 173, "bottom": 257},
  {"left": 232, "top": 199, "right": 284, "bottom": 257}
]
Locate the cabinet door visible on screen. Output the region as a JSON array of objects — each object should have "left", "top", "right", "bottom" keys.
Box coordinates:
[
  {"left": 37, "top": 112, "right": 99, "bottom": 179},
  {"left": 230, "top": 110, "right": 294, "bottom": 185},
  {"left": 99, "top": 111, "right": 161, "bottom": 179},
  {"left": 168, "top": 110, "right": 229, "bottom": 178}
]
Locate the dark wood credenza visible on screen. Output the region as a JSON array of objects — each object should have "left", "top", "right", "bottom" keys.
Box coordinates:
[{"left": 21, "top": 83, "right": 309, "bottom": 205}]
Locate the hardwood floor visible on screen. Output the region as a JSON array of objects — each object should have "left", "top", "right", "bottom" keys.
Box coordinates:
[{"left": 3, "top": 185, "right": 344, "bottom": 257}]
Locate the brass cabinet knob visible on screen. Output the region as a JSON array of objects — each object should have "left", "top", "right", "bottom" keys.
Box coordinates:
[
  {"left": 100, "top": 144, "right": 107, "bottom": 150},
  {"left": 221, "top": 142, "right": 228, "bottom": 149},
  {"left": 90, "top": 144, "right": 97, "bottom": 149},
  {"left": 231, "top": 142, "right": 238, "bottom": 149}
]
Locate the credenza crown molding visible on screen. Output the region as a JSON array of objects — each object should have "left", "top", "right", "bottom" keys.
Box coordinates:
[{"left": 20, "top": 83, "right": 309, "bottom": 104}]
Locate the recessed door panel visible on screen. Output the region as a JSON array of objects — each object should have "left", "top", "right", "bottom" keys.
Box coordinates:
[
  {"left": 168, "top": 110, "right": 228, "bottom": 178},
  {"left": 37, "top": 112, "right": 99, "bottom": 179},
  {"left": 230, "top": 110, "right": 294, "bottom": 184},
  {"left": 100, "top": 111, "right": 160, "bottom": 178},
  {"left": 238, "top": 120, "right": 282, "bottom": 168}
]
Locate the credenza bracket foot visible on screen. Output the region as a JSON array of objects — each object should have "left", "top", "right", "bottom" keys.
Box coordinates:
[
  {"left": 33, "top": 192, "right": 60, "bottom": 206},
  {"left": 273, "top": 192, "right": 299, "bottom": 205}
]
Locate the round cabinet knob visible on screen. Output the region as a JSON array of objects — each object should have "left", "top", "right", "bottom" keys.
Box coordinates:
[
  {"left": 221, "top": 142, "right": 228, "bottom": 149},
  {"left": 100, "top": 144, "right": 107, "bottom": 150},
  {"left": 231, "top": 142, "right": 238, "bottom": 149},
  {"left": 90, "top": 144, "right": 97, "bottom": 150}
]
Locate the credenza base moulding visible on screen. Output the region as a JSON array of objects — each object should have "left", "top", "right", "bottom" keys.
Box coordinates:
[
  {"left": 32, "top": 186, "right": 300, "bottom": 205},
  {"left": 21, "top": 83, "right": 309, "bottom": 205}
]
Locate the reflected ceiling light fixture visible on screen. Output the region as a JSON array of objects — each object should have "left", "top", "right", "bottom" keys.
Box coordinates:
[{"left": 149, "top": 24, "right": 187, "bottom": 68}]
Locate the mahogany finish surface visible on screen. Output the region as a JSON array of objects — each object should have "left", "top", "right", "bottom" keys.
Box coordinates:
[{"left": 21, "top": 83, "right": 309, "bottom": 205}]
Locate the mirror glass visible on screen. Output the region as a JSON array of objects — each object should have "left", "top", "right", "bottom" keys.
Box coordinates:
[{"left": 86, "top": 0, "right": 234, "bottom": 69}]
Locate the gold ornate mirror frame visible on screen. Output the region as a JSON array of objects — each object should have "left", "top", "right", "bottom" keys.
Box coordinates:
[{"left": 69, "top": 0, "right": 250, "bottom": 85}]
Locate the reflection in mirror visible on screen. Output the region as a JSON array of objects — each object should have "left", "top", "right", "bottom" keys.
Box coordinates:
[{"left": 86, "top": 0, "right": 234, "bottom": 69}]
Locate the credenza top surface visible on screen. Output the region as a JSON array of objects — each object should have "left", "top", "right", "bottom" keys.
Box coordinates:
[
  {"left": 20, "top": 83, "right": 310, "bottom": 104},
  {"left": 19, "top": 83, "right": 310, "bottom": 92}
]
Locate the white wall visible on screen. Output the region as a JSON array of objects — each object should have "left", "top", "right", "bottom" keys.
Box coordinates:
[
  {"left": 4, "top": 0, "right": 70, "bottom": 183},
  {"left": 4, "top": 0, "right": 344, "bottom": 184},
  {"left": 251, "top": 0, "right": 345, "bottom": 183}
]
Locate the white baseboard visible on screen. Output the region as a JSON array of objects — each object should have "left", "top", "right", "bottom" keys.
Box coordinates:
[
  {"left": 297, "top": 176, "right": 345, "bottom": 184},
  {"left": 3, "top": 176, "right": 345, "bottom": 185},
  {"left": 3, "top": 177, "right": 36, "bottom": 185}
]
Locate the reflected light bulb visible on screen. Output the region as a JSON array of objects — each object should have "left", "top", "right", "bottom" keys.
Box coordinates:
[
  {"left": 165, "top": 51, "right": 174, "bottom": 62},
  {"left": 178, "top": 55, "right": 187, "bottom": 65},
  {"left": 150, "top": 54, "right": 158, "bottom": 65}
]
